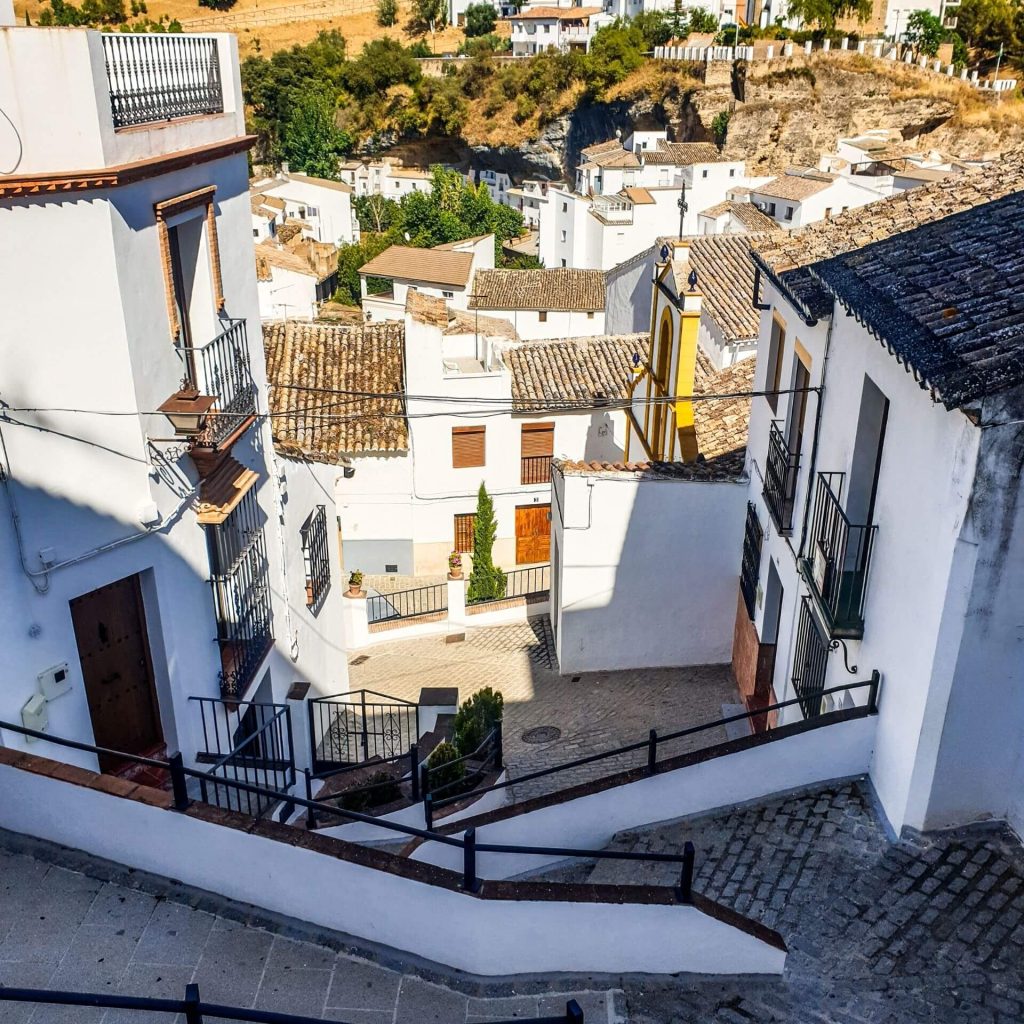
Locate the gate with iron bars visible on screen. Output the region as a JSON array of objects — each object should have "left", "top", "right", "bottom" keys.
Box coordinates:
[{"left": 308, "top": 689, "right": 420, "bottom": 777}]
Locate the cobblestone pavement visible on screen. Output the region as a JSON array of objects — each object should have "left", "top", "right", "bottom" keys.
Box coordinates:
[
  {"left": 349, "top": 618, "right": 739, "bottom": 800},
  {"left": 543, "top": 780, "right": 1024, "bottom": 1023},
  {"left": 0, "top": 835, "right": 626, "bottom": 1024}
]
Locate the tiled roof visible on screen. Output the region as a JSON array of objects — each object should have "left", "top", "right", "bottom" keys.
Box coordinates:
[
  {"left": 581, "top": 139, "right": 622, "bottom": 158},
  {"left": 254, "top": 240, "right": 336, "bottom": 282},
  {"left": 263, "top": 320, "right": 408, "bottom": 460},
  {"left": 406, "top": 290, "right": 519, "bottom": 339},
  {"left": 518, "top": 5, "right": 602, "bottom": 17},
  {"left": 622, "top": 186, "right": 655, "bottom": 205},
  {"left": 358, "top": 245, "right": 473, "bottom": 288},
  {"left": 753, "top": 172, "right": 835, "bottom": 202},
  {"left": 469, "top": 268, "right": 605, "bottom": 311},
  {"left": 643, "top": 140, "right": 725, "bottom": 165},
  {"left": 676, "top": 235, "right": 770, "bottom": 343},
  {"left": 754, "top": 149, "right": 1024, "bottom": 408},
  {"left": 588, "top": 149, "right": 642, "bottom": 169},
  {"left": 284, "top": 172, "right": 353, "bottom": 193},
  {"left": 505, "top": 334, "right": 645, "bottom": 411},
  {"left": 699, "top": 200, "right": 778, "bottom": 233}
]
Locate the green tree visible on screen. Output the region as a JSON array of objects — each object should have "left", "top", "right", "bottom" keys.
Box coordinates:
[
  {"left": 711, "top": 109, "right": 731, "bottom": 145},
  {"left": 335, "top": 234, "right": 394, "bottom": 306},
  {"left": 687, "top": 6, "right": 719, "bottom": 32},
  {"left": 669, "top": 0, "right": 686, "bottom": 38},
  {"left": 198, "top": 0, "right": 236, "bottom": 10},
  {"left": 782, "top": 0, "right": 871, "bottom": 31},
  {"left": 281, "top": 85, "right": 352, "bottom": 179},
  {"left": 465, "top": 1, "right": 497, "bottom": 36},
  {"left": 905, "top": 9, "right": 946, "bottom": 55},
  {"left": 376, "top": 0, "right": 397, "bottom": 25},
  {"left": 631, "top": 10, "right": 672, "bottom": 47},
  {"left": 343, "top": 37, "right": 423, "bottom": 99},
  {"left": 413, "top": 0, "right": 447, "bottom": 32},
  {"left": 467, "top": 484, "right": 506, "bottom": 603},
  {"left": 586, "top": 22, "right": 647, "bottom": 88},
  {"left": 956, "top": 0, "right": 1018, "bottom": 49},
  {"left": 949, "top": 30, "right": 969, "bottom": 66},
  {"left": 353, "top": 193, "right": 400, "bottom": 233}
]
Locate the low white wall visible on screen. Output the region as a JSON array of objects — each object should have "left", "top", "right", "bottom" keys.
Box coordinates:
[
  {"left": 414, "top": 715, "right": 876, "bottom": 878},
  {"left": 0, "top": 762, "right": 784, "bottom": 976}
]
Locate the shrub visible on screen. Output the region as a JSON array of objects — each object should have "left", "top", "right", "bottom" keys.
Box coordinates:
[
  {"left": 464, "top": 1, "right": 496, "bottom": 37},
  {"left": 198, "top": 0, "right": 236, "bottom": 9},
  {"left": 711, "top": 109, "right": 731, "bottom": 145},
  {"left": 467, "top": 483, "right": 507, "bottom": 602},
  {"left": 514, "top": 93, "right": 537, "bottom": 123},
  {"left": 376, "top": 0, "right": 397, "bottom": 26},
  {"left": 427, "top": 741, "right": 465, "bottom": 793},
  {"left": 338, "top": 770, "right": 401, "bottom": 811},
  {"left": 453, "top": 687, "right": 504, "bottom": 756}
]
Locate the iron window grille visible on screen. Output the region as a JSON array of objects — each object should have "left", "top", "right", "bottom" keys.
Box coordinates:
[
  {"left": 763, "top": 420, "right": 800, "bottom": 534},
  {"left": 454, "top": 512, "right": 476, "bottom": 553},
  {"left": 791, "top": 596, "right": 830, "bottom": 720},
  {"left": 740, "top": 502, "right": 763, "bottom": 620},
  {"left": 206, "top": 487, "right": 273, "bottom": 700},
  {"left": 301, "top": 505, "right": 331, "bottom": 612}
]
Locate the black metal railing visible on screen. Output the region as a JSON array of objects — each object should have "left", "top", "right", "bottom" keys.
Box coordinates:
[
  {"left": 521, "top": 455, "right": 552, "bottom": 484},
  {"left": 367, "top": 584, "right": 447, "bottom": 624},
  {"left": 799, "top": 472, "right": 877, "bottom": 639},
  {"left": 0, "top": 717, "right": 698, "bottom": 904},
  {"left": 419, "top": 725, "right": 503, "bottom": 826},
  {"left": 467, "top": 564, "right": 550, "bottom": 607},
  {"left": 791, "top": 597, "right": 831, "bottom": 720},
  {"left": 762, "top": 420, "right": 800, "bottom": 534},
  {"left": 308, "top": 689, "right": 420, "bottom": 776},
  {"left": 199, "top": 704, "right": 295, "bottom": 820},
  {"left": 180, "top": 319, "right": 257, "bottom": 449},
  {"left": 0, "top": 986, "right": 584, "bottom": 1024},
  {"left": 740, "top": 501, "right": 763, "bottom": 620},
  {"left": 190, "top": 695, "right": 292, "bottom": 766},
  {"left": 301, "top": 505, "right": 331, "bottom": 612},
  {"left": 102, "top": 33, "right": 224, "bottom": 129}
]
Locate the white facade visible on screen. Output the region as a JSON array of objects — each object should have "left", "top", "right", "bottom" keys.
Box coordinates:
[
  {"left": 0, "top": 28, "right": 346, "bottom": 777},
  {"left": 474, "top": 167, "right": 513, "bottom": 205},
  {"left": 750, "top": 173, "right": 887, "bottom": 228},
  {"left": 339, "top": 158, "right": 437, "bottom": 200},
  {"left": 469, "top": 306, "right": 606, "bottom": 340},
  {"left": 252, "top": 170, "right": 359, "bottom": 245},
  {"left": 510, "top": 6, "right": 611, "bottom": 55},
  {"left": 506, "top": 179, "right": 553, "bottom": 230}
]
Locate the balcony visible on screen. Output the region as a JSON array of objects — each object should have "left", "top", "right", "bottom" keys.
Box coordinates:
[
  {"left": 762, "top": 420, "right": 800, "bottom": 534},
  {"left": 521, "top": 454, "right": 552, "bottom": 485},
  {"left": 798, "top": 472, "right": 877, "bottom": 640},
  {"left": 740, "top": 502, "right": 763, "bottom": 620},
  {"left": 102, "top": 33, "right": 224, "bottom": 130},
  {"left": 181, "top": 319, "right": 257, "bottom": 451}
]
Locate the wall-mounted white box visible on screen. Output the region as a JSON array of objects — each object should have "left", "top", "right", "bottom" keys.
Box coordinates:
[
  {"left": 38, "top": 663, "right": 71, "bottom": 700},
  {"left": 21, "top": 694, "right": 48, "bottom": 739}
]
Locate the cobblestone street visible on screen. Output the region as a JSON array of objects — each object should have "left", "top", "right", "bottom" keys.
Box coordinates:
[{"left": 348, "top": 618, "right": 739, "bottom": 799}]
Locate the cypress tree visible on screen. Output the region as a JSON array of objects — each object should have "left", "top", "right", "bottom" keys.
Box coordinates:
[{"left": 467, "top": 483, "right": 506, "bottom": 602}]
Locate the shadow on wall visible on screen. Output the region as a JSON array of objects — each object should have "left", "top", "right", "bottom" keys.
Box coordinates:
[{"left": 582, "top": 410, "right": 623, "bottom": 462}]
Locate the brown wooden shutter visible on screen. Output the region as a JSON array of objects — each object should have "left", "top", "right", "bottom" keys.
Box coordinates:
[
  {"left": 452, "top": 426, "right": 486, "bottom": 468},
  {"left": 454, "top": 513, "right": 476, "bottom": 552},
  {"left": 521, "top": 422, "right": 555, "bottom": 458}
]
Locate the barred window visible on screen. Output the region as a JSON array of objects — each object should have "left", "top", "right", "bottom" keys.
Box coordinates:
[
  {"left": 301, "top": 505, "right": 331, "bottom": 611},
  {"left": 454, "top": 513, "right": 476, "bottom": 553}
]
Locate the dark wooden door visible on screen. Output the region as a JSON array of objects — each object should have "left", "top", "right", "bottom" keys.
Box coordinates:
[
  {"left": 515, "top": 504, "right": 550, "bottom": 565},
  {"left": 70, "top": 574, "right": 163, "bottom": 772}
]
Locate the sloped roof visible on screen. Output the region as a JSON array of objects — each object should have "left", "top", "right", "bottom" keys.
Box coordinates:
[
  {"left": 469, "top": 268, "right": 605, "bottom": 312},
  {"left": 754, "top": 172, "right": 836, "bottom": 202},
  {"left": 359, "top": 245, "right": 473, "bottom": 288},
  {"left": 406, "top": 290, "right": 519, "bottom": 339},
  {"left": 284, "top": 172, "right": 353, "bottom": 193},
  {"left": 699, "top": 200, "right": 778, "bottom": 233},
  {"left": 588, "top": 149, "right": 642, "bottom": 169},
  {"left": 263, "top": 320, "right": 408, "bottom": 460},
  {"left": 622, "top": 186, "right": 655, "bottom": 205},
  {"left": 518, "top": 5, "right": 602, "bottom": 17},
  {"left": 642, "top": 140, "right": 725, "bottom": 165},
  {"left": 581, "top": 139, "right": 622, "bottom": 158},
  {"left": 505, "top": 334, "right": 645, "bottom": 411},
  {"left": 754, "top": 148, "right": 1024, "bottom": 409},
  {"left": 254, "top": 240, "right": 336, "bottom": 282}
]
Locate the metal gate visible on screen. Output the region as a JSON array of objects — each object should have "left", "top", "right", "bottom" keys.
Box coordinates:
[{"left": 308, "top": 689, "right": 419, "bottom": 777}]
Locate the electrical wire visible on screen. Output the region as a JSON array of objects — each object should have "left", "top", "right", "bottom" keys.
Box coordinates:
[{"left": 0, "top": 103, "right": 24, "bottom": 176}]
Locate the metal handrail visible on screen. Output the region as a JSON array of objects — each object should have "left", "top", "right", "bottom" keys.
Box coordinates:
[
  {"left": 367, "top": 584, "right": 448, "bottom": 623},
  {"left": 428, "top": 725, "right": 502, "bottom": 801}
]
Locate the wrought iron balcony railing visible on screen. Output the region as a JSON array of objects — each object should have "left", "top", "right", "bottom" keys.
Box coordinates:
[
  {"left": 181, "top": 319, "right": 257, "bottom": 449},
  {"left": 762, "top": 420, "right": 800, "bottom": 534},
  {"left": 799, "top": 472, "right": 877, "bottom": 640},
  {"left": 102, "top": 33, "right": 224, "bottom": 130},
  {"left": 521, "top": 454, "right": 552, "bottom": 485}
]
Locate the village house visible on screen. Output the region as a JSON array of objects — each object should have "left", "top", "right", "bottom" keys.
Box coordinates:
[
  {"left": 0, "top": 28, "right": 346, "bottom": 783},
  {"left": 250, "top": 168, "right": 359, "bottom": 246},
  {"left": 339, "top": 157, "right": 440, "bottom": 200},
  {"left": 696, "top": 192, "right": 778, "bottom": 234},
  {"left": 510, "top": 4, "right": 610, "bottom": 55},
  {"left": 469, "top": 267, "right": 607, "bottom": 340},
  {"left": 358, "top": 234, "right": 494, "bottom": 321},
  {"left": 748, "top": 168, "right": 888, "bottom": 228},
  {"left": 504, "top": 177, "right": 555, "bottom": 229},
  {"left": 255, "top": 235, "right": 340, "bottom": 320}
]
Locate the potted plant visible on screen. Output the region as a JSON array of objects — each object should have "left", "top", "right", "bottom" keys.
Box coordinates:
[
  {"left": 448, "top": 551, "right": 463, "bottom": 579},
  {"left": 347, "top": 569, "right": 364, "bottom": 597}
]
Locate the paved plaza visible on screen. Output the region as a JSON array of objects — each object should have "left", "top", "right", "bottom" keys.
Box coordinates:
[{"left": 348, "top": 618, "right": 739, "bottom": 800}]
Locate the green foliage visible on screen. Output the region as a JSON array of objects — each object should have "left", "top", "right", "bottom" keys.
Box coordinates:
[
  {"left": 281, "top": 85, "right": 353, "bottom": 179},
  {"left": 906, "top": 9, "right": 946, "bottom": 55},
  {"left": 453, "top": 688, "right": 504, "bottom": 757},
  {"left": 376, "top": 0, "right": 397, "bottom": 26},
  {"left": 338, "top": 770, "right": 401, "bottom": 811},
  {"left": 335, "top": 233, "right": 393, "bottom": 306},
  {"left": 198, "top": 0, "right": 236, "bottom": 9},
  {"left": 467, "top": 483, "right": 506, "bottom": 602},
  {"left": 344, "top": 38, "right": 423, "bottom": 99},
  {"left": 586, "top": 22, "right": 648, "bottom": 88},
  {"left": 710, "top": 109, "right": 731, "bottom": 145},
  {"left": 956, "top": 0, "right": 1020, "bottom": 50},
  {"left": 38, "top": 0, "right": 126, "bottom": 26},
  {"left": 412, "top": 0, "right": 448, "bottom": 31},
  {"left": 353, "top": 194, "right": 400, "bottom": 233},
  {"left": 631, "top": 10, "right": 672, "bottom": 47},
  {"left": 781, "top": 0, "right": 872, "bottom": 30},
  {"left": 950, "top": 30, "right": 969, "bottom": 66},
  {"left": 687, "top": 6, "right": 719, "bottom": 33},
  {"left": 465, "top": 1, "right": 497, "bottom": 36},
  {"left": 426, "top": 741, "right": 465, "bottom": 793},
  {"left": 458, "top": 33, "right": 510, "bottom": 56}
]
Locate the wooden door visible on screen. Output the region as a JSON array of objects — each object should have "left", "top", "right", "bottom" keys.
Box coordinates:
[
  {"left": 515, "top": 504, "right": 550, "bottom": 565},
  {"left": 70, "top": 574, "right": 163, "bottom": 772}
]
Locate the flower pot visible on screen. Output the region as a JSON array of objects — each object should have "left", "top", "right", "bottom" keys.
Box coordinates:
[
  {"left": 448, "top": 569, "right": 463, "bottom": 580},
  {"left": 346, "top": 586, "right": 364, "bottom": 598}
]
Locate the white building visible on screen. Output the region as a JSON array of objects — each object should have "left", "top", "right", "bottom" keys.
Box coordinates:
[
  {"left": 510, "top": 5, "right": 610, "bottom": 55},
  {"left": 0, "top": 28, "right": 346, "bottom": 781},
  {"left": 474, "top": 167, "right": 514, "bottom": 205},
  {"left": 255, "top": 237, "right": 340, "bottom": 320},
  {"left": 250, "top": 169, "right": 359, "bottom": 246},
  {"left": 339, "top": 158, "right": 438, "bottom": 200},
  {"left": 505, "top": 179, "right": 555, "bottom": 229},
  {"left": 696, "top": 193, "right": 779, "bottom": 235},
  {"left": 886, "top": 0, "right": 961, "bottom": 38},
  {"left": 358, "top": 234, "right": 494, "bottom": 321},
  {"left": 469, "top": 267, "right": 607, "bottom": 340},
  {"left": 749, "top": 169, "right": 888, "bottom": 228}
]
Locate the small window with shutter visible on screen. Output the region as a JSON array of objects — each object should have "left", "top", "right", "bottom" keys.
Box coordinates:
[
  {"left": 454, "top": 513, "right": 476, "bottom": 552},
  {"left": 452, "top": 426, "right": 485, "bottom": 468},
  {"left": 521, "top": 422, "right": 554, "bottom": 484}
]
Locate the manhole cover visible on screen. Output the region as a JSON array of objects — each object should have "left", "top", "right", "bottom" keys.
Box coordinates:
[{"left": 522, "top": 726, "right": 561, "bottom": 744}]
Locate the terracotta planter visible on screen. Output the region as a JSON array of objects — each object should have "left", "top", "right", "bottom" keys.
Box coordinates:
[
  {"left": 448, "top": 569, "right": 463, "bottom": 580},
  {"left": 346, "top": 586, "right": 364, "bottom": 598}
]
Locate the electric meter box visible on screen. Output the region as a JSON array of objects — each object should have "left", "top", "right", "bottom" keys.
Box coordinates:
[
  {"left": 38, "top": 663, "right": 71, "bottom": 700},
  {"left": 21, "top": 694, "right": 48, "bottom": 739}
]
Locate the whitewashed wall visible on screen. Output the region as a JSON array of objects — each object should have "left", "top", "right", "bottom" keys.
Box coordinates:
[
  {"left": 470, "top": 307, "right": 605, "bottom": 341},
  {"left": 257, "top": 264, "right": 319, "bottom": 320}
]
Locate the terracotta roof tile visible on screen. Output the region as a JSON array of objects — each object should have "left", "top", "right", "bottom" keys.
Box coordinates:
[
  {"left": 470, "top": 268, "right": 605, "bottom": 312},
  {"left": 754, "top": 171, "right": 836, "bottom": 202},
  {"left": 359, "top": 245, "right": 473, "bottom": 288},
  {"left": 643, "top": 140, "right": 725, "bottom": 165},
  {"left": 699, "top": 200, "right": 778, "bottom": 233},
  {"left": 263, "top": 320, "right": 408, "bottom": 460}
]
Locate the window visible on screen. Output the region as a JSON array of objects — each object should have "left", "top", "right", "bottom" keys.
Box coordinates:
[
  {"left": 729, "top": 168, "right": 736, "bottom": 177},
  {"left": 442, "top": 290, "right": 454, "bottom": 299},
  {"left": 767, "top": 202, "right": 777, "bottom": 216},
  {"left": 252, "top": 228, "right": 259, "bottom": 238},
  {"left": 560, "top": 229, "right": 567, "bottom": 242},
  {"left": 739, "top": 502, "right": 763, "bottom": 620},
  {"left": 765, "top": 316, "right": 786, "bottom": 413},
  {"left": 702, "top": 169, "right": 708, "bottom": 178},
  {"left": 299, "top": 206, "right": 306, "bottom": 219},
  {"left": 562, "top": 201, "right": 568, "bottom": 212},
  {"left": 521, "top": 422, "right": 554, "bottom": 484},
  {"left": 538, "top": 311, "right": 548, "bottom": 322},
  {"left": 454, "top": 513, "right": 476, "bottom": 552},
  {"left": 587, "top": 311, "right": 594, "bottom": 319},
  {"left": 824, "top": 207, "right": 833, "bottom": 220},
  {"left": 784, "top": 206, "right": 794, "bottom": 222},
  {"left": 560, "top": 259, "right": 566, "bottom": 267},
  {"left": 301, "top": 505, "right": 331, "bottom": 611},
  {"left": 452, "top": 425, "right": 485, "bottom": 468},
  {"left": 792, "top": 597, "right": 830, "bottom": 719}
]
